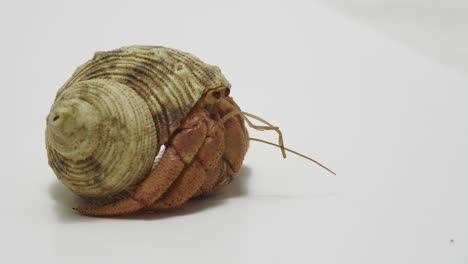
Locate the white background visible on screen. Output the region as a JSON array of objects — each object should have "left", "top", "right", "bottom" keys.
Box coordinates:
[{"left": 1, "top": 0, "right": 466, "bottom": 263}]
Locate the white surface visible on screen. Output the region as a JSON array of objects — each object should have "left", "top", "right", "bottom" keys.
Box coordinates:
[{"left": 1, "top": 0, "right": 466, "bottom": 263}]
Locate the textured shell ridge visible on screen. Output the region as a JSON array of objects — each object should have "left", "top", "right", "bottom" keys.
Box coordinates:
[
  {"left": 58, "top": 45, "right": 230, "bottom": 146},
  {"left": 46, "top": 79, "right": 159, "bottom": 200}
]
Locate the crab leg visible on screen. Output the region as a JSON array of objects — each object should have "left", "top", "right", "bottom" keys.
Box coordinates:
[
  {"left": 145, "top": 160, "right": 206, "bottom": 210},
  {"left": 145, "top": 111, "right": 226, "bottom": 209},
  {"left": 217, "top": 97, "right": 249, "bottom": 176},
  {"left": 193, "top": 116, "right": 226, "bottom": 196}
]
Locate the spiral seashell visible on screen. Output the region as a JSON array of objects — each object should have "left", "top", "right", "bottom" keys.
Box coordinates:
[{"left": 46, "top": 46, "right": 231, "bottom": 203}]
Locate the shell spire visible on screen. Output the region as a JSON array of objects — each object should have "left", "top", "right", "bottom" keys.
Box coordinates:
[{"left": 46, "top": 80, "right": 158, "bottom": 200}]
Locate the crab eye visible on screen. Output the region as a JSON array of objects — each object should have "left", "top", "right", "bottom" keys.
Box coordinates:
[
  {"left": 225, "top": 88, "right": 230, "bottom": 96},
  {"left": 212, "top": 90, "right": 221, "bottom": 99}
]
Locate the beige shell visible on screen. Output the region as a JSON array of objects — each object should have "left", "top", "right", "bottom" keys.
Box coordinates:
[{"left": 46, "top": 46, "right": 231, "bottom": 202}]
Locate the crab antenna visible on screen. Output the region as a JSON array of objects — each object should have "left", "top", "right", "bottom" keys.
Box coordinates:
[
  {"left": 249, "top": 137, "right": 336, "bottom": 175},
  {"left": 241, "top": 112, "right": 286, "bottom": 158},
  {"left": 218, "top": 99, "right": 335, "bottom": 175},
  {"left": 220, "top": 107, "right": 286, "bottom": 158}
]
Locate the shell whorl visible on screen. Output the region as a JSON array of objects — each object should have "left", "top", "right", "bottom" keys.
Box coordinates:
[
  {"left": 59, "top": 46, "right": 230, "bottom": 144},
  {"left": 46, "top": 46, "right": 231, "bottom": 201},
  {"left": 46, "top": 80, "right": 158, "bottom": 198}
]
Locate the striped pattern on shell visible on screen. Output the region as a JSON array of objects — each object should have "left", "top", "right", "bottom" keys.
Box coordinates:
[{"left": 46, "top": 46, "right": 231, "bottom": 202}]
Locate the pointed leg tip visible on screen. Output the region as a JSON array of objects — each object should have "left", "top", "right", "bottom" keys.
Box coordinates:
[{"left": 71, "top": 198, "right": 143, "bottom": 217}]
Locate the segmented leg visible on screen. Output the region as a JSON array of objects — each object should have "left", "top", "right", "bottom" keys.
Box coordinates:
[
  {"left": 193, "top": 116, "right": 226, "bottom": 197},
  {"left": 145, "top": 160, "right": 206, "bottom": 210},
  {"left": 216, "top": 97, "right": 249, "bottom": 186},
  {"left": 146, "top": 111, "right": 226, "bottom": 208}
]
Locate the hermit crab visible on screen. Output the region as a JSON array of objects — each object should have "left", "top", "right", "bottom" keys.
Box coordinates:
[{"left": 46, "top": 46, "right": 334, "bottom": 216}]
